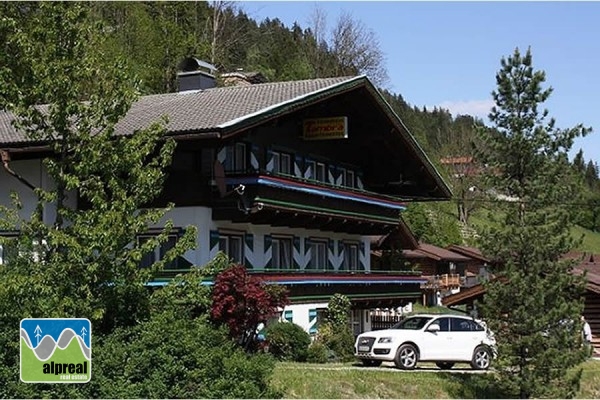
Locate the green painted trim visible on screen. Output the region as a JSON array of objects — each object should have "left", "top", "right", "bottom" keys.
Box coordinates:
[{"left": 255, "top": 197, "right": 399, "bottom": 224}]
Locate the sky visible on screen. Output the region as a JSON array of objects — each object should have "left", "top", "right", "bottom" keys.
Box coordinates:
[{"left": 241, "top": 1, "right": 600, "bottom": 165}]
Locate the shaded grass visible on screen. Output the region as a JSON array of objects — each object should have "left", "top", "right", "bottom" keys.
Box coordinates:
[{"left": 271, "top": 360, "right": 600, "bottom": 399}]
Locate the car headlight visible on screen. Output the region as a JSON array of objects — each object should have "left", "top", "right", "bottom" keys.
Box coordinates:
[{"left": 378, "top": 337, "right": 394, "bottom": 343}]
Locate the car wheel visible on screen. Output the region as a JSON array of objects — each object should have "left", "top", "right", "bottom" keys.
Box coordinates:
[
  {"left": 471, "top": 346, "right": 491, "bottom": 370},
  {"left": 361, "top": 359, "right": 382, "bottom": 367},
  {"left": 435, "top": 362, "right": 455, "bottom": 370},
  {"left": 394, "top": 344, "right": 418, "bottom": 370}
]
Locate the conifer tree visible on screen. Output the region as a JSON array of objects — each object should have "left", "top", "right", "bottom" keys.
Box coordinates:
[{"left": 477, "top": 47, "right": 590, "bottom": 398}]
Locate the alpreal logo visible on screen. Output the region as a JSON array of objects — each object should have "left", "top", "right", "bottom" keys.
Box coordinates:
[{"left": 20, "top": 318, "right": 91, "bottom": 383}]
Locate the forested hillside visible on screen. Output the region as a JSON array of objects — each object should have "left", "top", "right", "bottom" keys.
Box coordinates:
[
  {"left": 86, "top": 2, "right": 600, "bottom": 248},
  {"left": 3, "top": 1, "right": 598, "bottom": 247}
]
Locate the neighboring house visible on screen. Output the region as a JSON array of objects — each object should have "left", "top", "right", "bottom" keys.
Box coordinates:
[
  {"left": 0, "top": 58, "right": 452, "bottom": 336},
  {"left": 371, "top": 239, "right": 491, "bottom": 306},
  {"left": 439, "top": 156, "right": 481, "bottom": 179},
  {"left": 443, "top": 252, "right": 600, "bottom": 355}
]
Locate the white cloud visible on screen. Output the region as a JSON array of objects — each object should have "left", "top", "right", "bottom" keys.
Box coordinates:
[{"left": 434, "top": 99, "right": 495, "bottom": 120}]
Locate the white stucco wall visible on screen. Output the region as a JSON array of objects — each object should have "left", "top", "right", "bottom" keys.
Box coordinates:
[
  {"left": 281, "top": 302, "right": 329, "bottom": 334},
  {"left": 0, "top": 159, "right": 77, "bottom": 226}
]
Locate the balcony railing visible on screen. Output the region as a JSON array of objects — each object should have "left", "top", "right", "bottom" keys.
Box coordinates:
[{"left": 422, "top": 273, "right": 461, "bottom": 289}]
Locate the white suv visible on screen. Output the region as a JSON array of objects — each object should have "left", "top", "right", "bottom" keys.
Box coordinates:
[{"left": 355, "top": 314, "right": 496, "bottom": 370}]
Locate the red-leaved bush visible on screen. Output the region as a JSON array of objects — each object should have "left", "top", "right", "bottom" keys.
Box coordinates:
[{"left": 211, "top": 265, "right": 288, "bottom": 348}]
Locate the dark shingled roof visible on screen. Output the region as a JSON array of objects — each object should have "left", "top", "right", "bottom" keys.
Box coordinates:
[{"left": 0, "top": 76, "right": 359, "bottom": 145}]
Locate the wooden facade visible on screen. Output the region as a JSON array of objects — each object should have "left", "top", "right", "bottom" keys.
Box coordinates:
[
  {"left": 443, "top": 253, "right": 600, "bottom": 356},
  {"left": 1, "top": 73, "right": 452, "bottom": 334}
]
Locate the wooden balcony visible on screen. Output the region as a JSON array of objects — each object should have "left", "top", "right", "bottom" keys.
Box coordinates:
[{"left": 422, "top": 273, "right": 461, "bottom": 290}]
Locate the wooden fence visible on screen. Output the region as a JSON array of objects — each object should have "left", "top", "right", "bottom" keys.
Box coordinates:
[{"left": 370, "top": 314, "right": 404, "bottom": 331}]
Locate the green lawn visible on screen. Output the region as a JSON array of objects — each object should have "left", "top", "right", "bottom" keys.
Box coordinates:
[{"left": 271, "top": 360, "right": 600, "bottom": 399}]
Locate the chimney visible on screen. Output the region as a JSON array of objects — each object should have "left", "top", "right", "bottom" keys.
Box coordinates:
[{"left": 176, "top": 58, "right": 217, "bottom": 92}]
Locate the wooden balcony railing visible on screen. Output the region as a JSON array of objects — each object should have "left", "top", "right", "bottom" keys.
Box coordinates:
[{"left": 422, "top": 273, "right": 461, "bottom": 289}]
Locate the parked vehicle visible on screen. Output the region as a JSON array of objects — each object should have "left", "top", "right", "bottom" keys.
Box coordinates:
[{"left": 354, "top": 314, "right": 496, "bottom": 370}]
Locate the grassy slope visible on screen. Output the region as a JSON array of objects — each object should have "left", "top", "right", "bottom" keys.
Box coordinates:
[
  {"left": 271, "top": 360, "right": 600, "bottom": 399},
  {"left": 468, "top": 209, "right": 600, "bottom": 253},
  {"left": 572, "top": 225, "right": 600, "bottom": 253}
]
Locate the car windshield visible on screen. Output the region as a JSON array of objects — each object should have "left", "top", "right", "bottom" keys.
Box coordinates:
[{"left": 392, "top": 316, "right": 433, "bottom": 330}]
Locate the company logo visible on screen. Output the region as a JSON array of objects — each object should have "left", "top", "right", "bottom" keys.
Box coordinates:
[{"left": 20, "top": 318, "right": 91, "bottom": 383}]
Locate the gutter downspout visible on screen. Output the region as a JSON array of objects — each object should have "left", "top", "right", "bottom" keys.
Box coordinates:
[{"left": 1, "top": 149, "right": 37, "bottom": 191}]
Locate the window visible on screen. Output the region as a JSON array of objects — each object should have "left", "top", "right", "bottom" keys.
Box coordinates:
[
  {"left": 138, "top": 231, "right": 181, "bottom": 269},
  {"left": 346, "top": 169, "right": 355, "bottom": 188},
  {"left": 272, "top": 237, "right": 292, "bottom": 269},
  {"left": 219, "top": 233, "right": 244, "bottom": 264},
  {"left": 272, "top": 151, "right": 292, "bottom": 175},
  {"left": 310, "top": 239, "right": 328, "bottom": 270},
  {"left": 284, "top": 310, "right": 293, "bottom": 323},
  {"left": 305, "top": 160, "right": 326, "bottom": 183},
  {"left": 450, "top": 317, "right": 484, "bottom": 332},
  {"left": 224, "top": 142, "right": 246, "bottom": 172},
  {"left": 432, "top": 317, "right": 450, "bottom": 331},
  {"left": 343, "top": 242, "right": 359, "bottom": 271},
  {"left": 0, "top": 232, "right": 19, "bottom": 265},
  {"left": 315, "top": 162, "right": 326, "bottom": 182}
]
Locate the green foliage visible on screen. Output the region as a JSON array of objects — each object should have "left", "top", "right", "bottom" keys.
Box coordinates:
[
  {"left": 314, "top": 294, "right": 356, "bottom": 362},
  {"left": 0, "top": 259, "right": 282, "bottom": 399},
  {"left": 87, "top": 312, "right": 281, "bottom": 399},
  {"left": 403, "top": 202, "right": 463, "bottom": 247},
  {"left": 0, "top": 2, "right": 197, "bottom": 334},
  {"left": 320, "top": 328, "right": 356, "bottom": 362},
  {"left": 265, "top": 322, "right": 311, "bottom": 362},
  {"left": 325, "top": 293, "right": 352, "bottom": 327},
  {"left": 306, "top": 342, "right": 329, "bottom": 364},
  {"left": 477, "top": 47, "right": 589, "bottom": 398}
]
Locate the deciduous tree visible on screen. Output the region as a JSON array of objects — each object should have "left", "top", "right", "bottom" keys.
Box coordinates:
[
  {"left": 0, "top": 4, "right": 195, "bottom": 395},
  {"left": 211, "top": 264, "right": 288, "bottom": 351}
]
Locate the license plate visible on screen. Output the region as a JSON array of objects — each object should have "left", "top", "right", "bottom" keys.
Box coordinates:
[{"left": 358, "top": 346, "right": 370, "bottom": 352}]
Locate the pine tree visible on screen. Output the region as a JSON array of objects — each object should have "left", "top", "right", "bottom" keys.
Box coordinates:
[
  {"left": 573, "top": 149, "right": 586, "bottom": 175},
  {"left": 585, "top": 160, "right": 599, "bottom": 189},
  {"left": 477, "top": 47, "right": 590, "bottom": 398}
]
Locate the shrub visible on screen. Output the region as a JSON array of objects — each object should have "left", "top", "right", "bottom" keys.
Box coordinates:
[
  {"left": 306, "top": 342, "right": 329, "bottom": 364},
  {"left": 322, "top": 326, "right": 356, "bottom": 362},
  {"left": 265, "top": 321, "right": 311, "bottom": 362},
  {"left": 87, "top": 312, "right": 282, "bottom": 399}
]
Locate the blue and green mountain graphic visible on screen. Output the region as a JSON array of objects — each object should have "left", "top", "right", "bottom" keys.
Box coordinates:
[{"left": 20, "top": 318, "right": 91, "bottom": 383}]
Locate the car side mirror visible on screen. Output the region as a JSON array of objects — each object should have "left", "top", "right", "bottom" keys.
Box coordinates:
[{"left": 427, "top": 323, "right": 441, "bottom": 332}]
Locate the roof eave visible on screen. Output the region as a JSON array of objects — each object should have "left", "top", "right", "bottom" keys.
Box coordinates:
[{"left": 217, "top": 76, "right": 366, "bottom": 139}]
